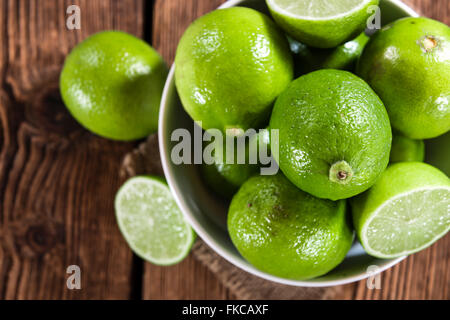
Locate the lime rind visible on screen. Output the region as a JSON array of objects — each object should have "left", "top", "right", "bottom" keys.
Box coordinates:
[
  {"left": 360, "top": 186, "right": 450, "bottom": 259},
  {"left": 115, "top": 176, "right": 195, "bottom": 266},
  {"left": 267, "top": 0, "right": 373, "bottom": 20}
]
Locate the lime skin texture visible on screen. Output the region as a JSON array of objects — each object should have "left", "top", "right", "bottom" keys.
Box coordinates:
[
  {"left": 267, "top": 0, "right": 378, "bottom": 48},
  {"left": 357, "top": 17, "right": 450, "bottom": 139},
  {"left": 270, "top": 69, "right": 392, "bottom": 201},
  {"left": 351, "top": 162, "right": 450, "bottom": 259},
  {"left": 175, "top": 7, "right": 293, "bottom": 133},
  {"left": 390, "top": 134, "right": 425, "bottom": 163},
  {"left": 60, "top": 31, "right": 168, "bottom": 141},
  {"left": 228, "top": 173, "right": 353, "bottom": 280}
]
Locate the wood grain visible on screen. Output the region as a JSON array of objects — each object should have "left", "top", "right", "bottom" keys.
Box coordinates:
[
  {"left": 0, "top": 0, "right": 448, "bottom": 300},
  {"left": 141, "top": 0, "right": 232, "bottom": 300},
  {"left": 0, "top": 0, "right": 144, "bottom": 299}
]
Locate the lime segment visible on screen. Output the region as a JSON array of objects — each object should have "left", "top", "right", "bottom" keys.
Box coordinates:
[{"left": 115, "top": 176, "right": 195, "bottom": 265}]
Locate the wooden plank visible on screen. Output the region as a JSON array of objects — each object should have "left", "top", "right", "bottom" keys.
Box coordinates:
[
  {"left": 0, "top": 0, "right": 144, "bottom": 299},
  {"left": 403, "top": 0, "right": 449, "bottom": 24},
  {"left": 142, "top": 0, "right": 233, "bottom": 300}
]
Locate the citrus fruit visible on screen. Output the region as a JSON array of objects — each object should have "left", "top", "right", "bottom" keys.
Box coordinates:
[
  {"left": 228, "top": 173, "right": 353, "bottom": 280},
  {"left": 290, "top": 32, "right": 370, "bottom": 75},
  {"left": 201, "top": 136, "right": 259, "bottom": 199},
  {"left": 390, "top": 134, "right": 425, "bottom": 163},
  {"left": 60, "top": 31, "right": 168, "bottom": 141},
  {"left": 357, "top": 17, "right": 450, "bottom": 139},
  {"left": 270, "top": 69, "right": 391, "bottom": 200},
  {"left": 351, "top": 162, "right": 450, "bottom": 259},
  {"left": 175, "top": 7, "right": 293, "bottom": 133},
  {"left": 425, "top": 131, "right": 450, "bottom": 176},
  {"left": 115, "top": 176, "right": 195, "bottom": 265},
  {"left": 266, "top": 0, "right": 378, "bottom": 48}
]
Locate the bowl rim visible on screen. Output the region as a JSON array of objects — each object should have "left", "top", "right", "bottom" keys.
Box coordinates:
[{"left": 159, "top": 0, "right": 418, "bottom": 287}]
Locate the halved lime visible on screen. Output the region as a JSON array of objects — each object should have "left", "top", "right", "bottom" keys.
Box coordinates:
[
  {"left": 266, "top": 0, "right": 378, "bottom": 48},
  {"left": 351, "top": 163, "right": 450, "bottom": 259},
  {"left": 115, "top": 176, "right": 195, "bottom": 265}
]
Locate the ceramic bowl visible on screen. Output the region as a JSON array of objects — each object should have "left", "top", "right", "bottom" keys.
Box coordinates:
[{"left": 159, "top": 0, "right": 419, "bottom": 286}]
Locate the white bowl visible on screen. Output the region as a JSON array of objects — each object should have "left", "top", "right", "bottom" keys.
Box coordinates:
[{"left": 159, "top": 0, "right": 419, "bottom": 287}]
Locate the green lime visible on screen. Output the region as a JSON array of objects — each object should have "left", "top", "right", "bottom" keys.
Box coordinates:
[
  {"left": 290, "top": 32, "right": 370, "bottom": 76},
  {"left": 175, "top": 7, "right": 293, "bottom": 133},
  {"left": 228, "top": 174, "right": 353, "bottom": 280},
  {"left": 321, "top": 32, "right": 370, "bottom": 70},
  {"left": 390, "top": 134, "right": 425, "bottom": 163},
  {"left": 357, "top": 17, "right": 450, "bottom": 139},
  {"left": 270, "top": 69, "right": 392, "bottom": 200},
  {"left": 60, "top": 31, "right": 168, "bottom": 141},
  {"left": 351, "top": 162, "right": 450, "bottom": 259},
  {"left": 201, "top": 136, "right": 259, "bottom": 199},
  {"left": 425, "top": 131, "right": 450, "bottom": 176},
  {"left": 267, "top": 0, "right": 378, "bottom": 48},
  {"left": 115, "top": 176, "right": 195, "bottom": 265}
]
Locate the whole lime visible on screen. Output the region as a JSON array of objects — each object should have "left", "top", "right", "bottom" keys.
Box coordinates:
[
  {"left": 228, "top": 173, "right": 353, "bottom": 280},
  {"left": 175, "top": 7, "right": 293, "bottom": 133},
  {"left": 357, "top": 17, "right": 450, "bottom": 139},
  {"left": 270, "top": 70, "right": 392, "bottom": 200},
  {"left": 390, "top": 134, "right": 425, "bottom": 163},
  {"left": 60, "top": 31, "right": 168, "bottom": 141}
]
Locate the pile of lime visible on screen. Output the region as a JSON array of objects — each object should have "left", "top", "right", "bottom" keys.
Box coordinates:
[
  {"left": 174, "top": 2, "right": 449, "bottom": 280},
  {"left": 60, "top": 0, "right": 449, "bottom": 279}
]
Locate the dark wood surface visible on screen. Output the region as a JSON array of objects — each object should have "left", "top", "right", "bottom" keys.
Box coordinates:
[{"left": 0, "top": 0, "right": 448, "bottom": 300}]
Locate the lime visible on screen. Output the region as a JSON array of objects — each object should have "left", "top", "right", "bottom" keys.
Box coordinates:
[
  {"left": 351, "top": 162, "right": 450, "bottom": 259},
  {"left": 321, "top": 32, "right": 370, "bottom": 70},
  {"left": 357, "top": 17, "right": 450, "bottom": 139},
  {"left": 290, "top": 32, "right": 370, "bottom": 76},
  {"left": 201, "top": 137, "right": 259, "bottom": 199},
  {"left": 266, "top": 0, "right": 378, "bottom": 48},
  {"left": 175, "top": 7, "right": 293, "bottom": 133},
  {"left": 115, "top": 176, "right": 195, "bottom": 265},
  {"left": 228, "top": 174, "right": 353, "bottom": 280},
  {"left": 425, "top": 131, "right": 450, "bottom": 176},
  {"left": 270, "top": 69, "right": 392, "bottom": 200},
  {"left": 390, "top": 134, "right": 425, "bottom": 163},
  {"left": 60, "top": 31, "right": 168, "bottom": 141}
]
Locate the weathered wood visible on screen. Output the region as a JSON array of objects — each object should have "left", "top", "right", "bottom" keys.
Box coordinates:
[
  {"left": 141, "top": 0, "right": 232, "bottom": 300},
  {"left": 0, "top": 0, "right": 144, "bottom": 299}
]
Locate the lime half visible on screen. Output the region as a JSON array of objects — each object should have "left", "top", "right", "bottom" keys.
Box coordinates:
[
  {"left": 267, "top": 0, "right": 378, "bottom": 48},
  {"left": 115, "top": 176, "right": 195, "bottom": 265},
  {"left": 351, "top": 163, "right": 450, "bottom": 259}
]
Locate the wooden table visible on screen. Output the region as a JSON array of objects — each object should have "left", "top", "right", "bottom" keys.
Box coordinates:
[{"left": 0, "top": 0, "right": 448, "bottom": 300}]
